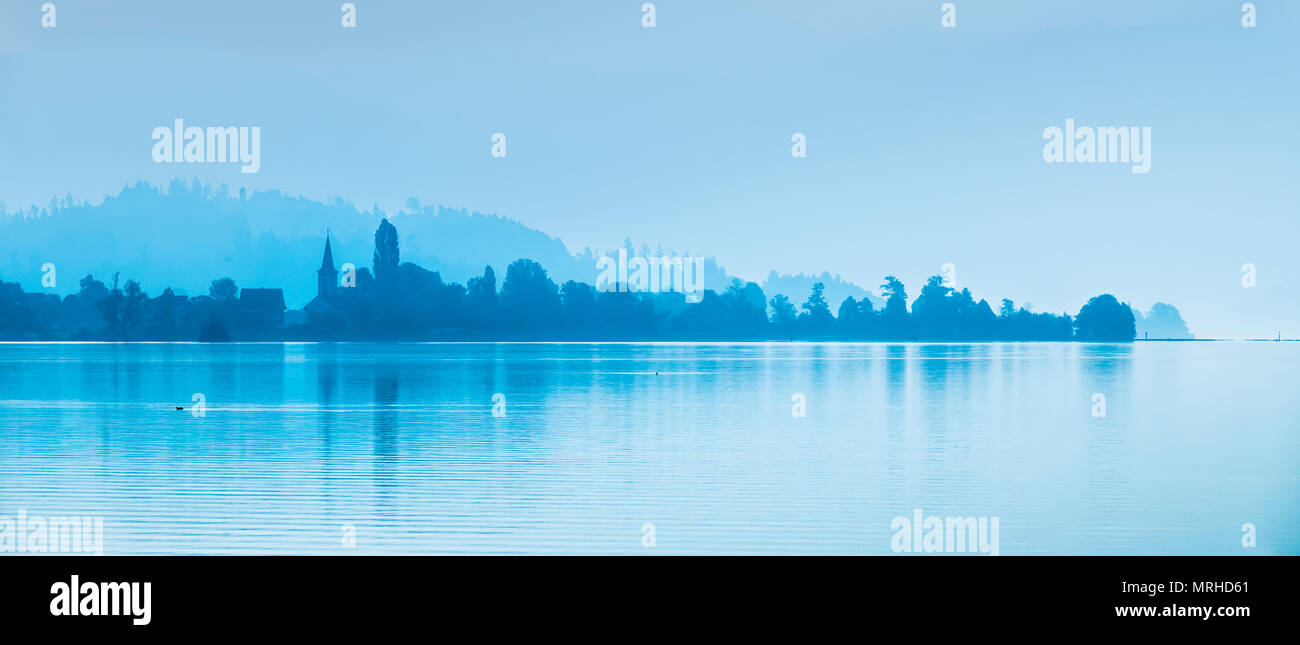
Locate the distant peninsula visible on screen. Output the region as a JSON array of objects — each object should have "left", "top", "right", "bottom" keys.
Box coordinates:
[
  {"left": 2, "top": 215, "right": 1164, "bottom": 343},
  {"left": 0, "top": 181, "right": 1194, "bottom": 342}
]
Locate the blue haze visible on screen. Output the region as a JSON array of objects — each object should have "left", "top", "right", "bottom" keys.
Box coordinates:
[{"left": 0, "top": 2, "right": 1297, "bottom": 337}]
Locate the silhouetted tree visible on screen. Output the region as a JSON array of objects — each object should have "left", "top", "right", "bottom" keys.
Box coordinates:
[
  {"left": 836, "top": 296, "right": 860, "bottom": 337},
  {"left": 120, "top": 280, "right": 146, "bottom": 333},
  {"left": 855, "top": 296, "right": 877, "bottom": 338},
  {"left": 596, "top": 289, "right": 656, "bottom": 332},
  {"left": 969, "top": 297, "right": 998, "bottom": 339},
  {"left": 0, "top": 281, "right": 39, "bottom": 337},
  {"left": 393, "top": 262, "right": 449, "bottom": 332},
  {"left": 911, "top": 275, "right": 953, "bottom": 338},
  {"left": 465, "top": 265, "right": 498, "bottom": 329},
  {"left": 355, "top": 267, "right": 375, "bottom": 294},
  {"left": 769, "top": 294, "right": 797, "bottom": 337},
  {"left": 799, "top": 282, "right": 834, "bottom": 335},
  {"left": 500, "top": 258, "right": 560, "bottom": 329},
  {"left": 97, "top": 284, "right": 123, "bottom": 333},
  {"left": 560, "top": 280, "right": 598, "bottom": 328},
  {"left": 1075, "top": 294, "right": 1136, "bottom": 341},
  {"left": 373, "top": 217, "right": 400, "bottom": 291},
  {"left": 738, "top": 281, "right": 768, "bottom": 316},
  {"left": 721, "top": 279, "right": 767, "bottom": 333},
  {"left": 49, "top": 275, "right": 106, "bottom": 334},
  {"left": 879, "top": 275, "right": 909, "bottom": 338},
  {"left": 209, "top": 277, "right": 238, "bottom": 301},
  {"left": 78, "top": 275, "right": 108, "bottom": 303}
]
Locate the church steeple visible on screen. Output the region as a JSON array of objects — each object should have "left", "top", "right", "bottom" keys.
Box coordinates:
[{"left": 317, "top": 230, "right": 338, "bottom": 298}]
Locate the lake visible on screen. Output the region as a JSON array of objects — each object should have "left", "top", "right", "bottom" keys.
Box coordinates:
[{"left": 0, "top": 341, "right": 1295, "bottom": 555}]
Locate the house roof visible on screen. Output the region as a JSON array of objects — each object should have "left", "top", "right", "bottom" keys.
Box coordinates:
[
  {"left": 304, "top": 296, "right": 331, "bottom": 313},
  {"left": 239, "top": 288, "right": 286, "bottom": 311}
]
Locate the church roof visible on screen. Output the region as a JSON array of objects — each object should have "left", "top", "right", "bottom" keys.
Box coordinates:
[{"left": 319, "top": 233, "right": 337, "bottom": 273}]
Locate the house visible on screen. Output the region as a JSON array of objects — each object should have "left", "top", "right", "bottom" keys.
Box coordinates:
[
  {"left": 148, "top": 291, "right": 188, "bottom": 329},
  {"left": 238, "top": 288, "right": 286, "bottom": 328},
  {"left": 284, "top": 309, "right": 306, "bottom": 327}
]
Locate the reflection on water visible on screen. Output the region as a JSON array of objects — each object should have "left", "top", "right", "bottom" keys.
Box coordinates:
[{"left": 0, "top": 342, "right": 1295, "bottom": 555}]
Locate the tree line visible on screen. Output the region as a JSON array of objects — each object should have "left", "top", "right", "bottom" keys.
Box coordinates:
[{"left": 0, "top": 218, "right": 1137, "bottom": 341}]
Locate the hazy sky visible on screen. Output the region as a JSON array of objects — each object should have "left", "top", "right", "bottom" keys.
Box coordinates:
[{"left": 1, "top": 1, "right": 1296, "bottom": 338}]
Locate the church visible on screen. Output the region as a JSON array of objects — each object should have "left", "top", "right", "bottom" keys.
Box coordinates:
[{"left": 303, "top": 232, "right": 344, "bottom": 320}]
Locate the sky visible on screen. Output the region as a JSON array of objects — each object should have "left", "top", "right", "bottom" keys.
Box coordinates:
[{"left": 0, "top": 0, "right": 1296, "bottom": 338}]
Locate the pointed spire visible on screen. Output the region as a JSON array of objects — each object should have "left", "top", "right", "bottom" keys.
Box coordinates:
[{"left": 318, "top": 230, "right": 336, "bottom": 273}]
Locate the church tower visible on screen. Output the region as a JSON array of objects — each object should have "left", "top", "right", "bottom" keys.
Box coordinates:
[{"left": 317, "top": 231, "right": 338, "bottom": 299}]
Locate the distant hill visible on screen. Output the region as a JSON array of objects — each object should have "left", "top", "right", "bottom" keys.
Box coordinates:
[
  {"left": 0, "top": 181, "right": 882, "bottom": 310},
  {"left": 0, "top": 181, "right": 589, "bottom": 308}
]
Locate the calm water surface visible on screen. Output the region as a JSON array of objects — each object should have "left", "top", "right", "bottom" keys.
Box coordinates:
[{"left": 0, "top": 342, "right": 1296, "bottom": 555}]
